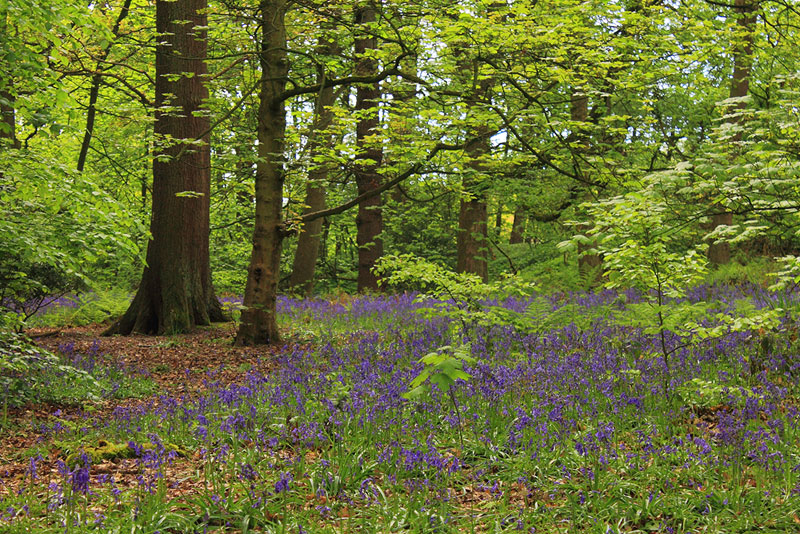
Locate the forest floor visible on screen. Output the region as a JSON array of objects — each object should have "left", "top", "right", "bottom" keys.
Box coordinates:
[
  {"left": 0, "top": 323, "right": 287, "bottom": 504},
  {"left": 2, "top": 290, "right": 800, "bottom": 532},
  {"left": 30, "top": 323, "right": 284, "bottom": 399}
]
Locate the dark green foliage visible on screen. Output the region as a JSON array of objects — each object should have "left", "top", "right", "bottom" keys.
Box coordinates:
[{"left": 0, "top": 255, "right": 83, "bottom": 326}]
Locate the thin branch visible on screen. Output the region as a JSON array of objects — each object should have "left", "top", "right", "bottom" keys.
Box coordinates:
[{"left": 296, "top": 140, "right": 469, "bottom": 225}]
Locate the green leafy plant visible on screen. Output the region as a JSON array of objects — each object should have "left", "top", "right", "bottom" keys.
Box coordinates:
[
  {"left": 375, "top": 253, "right": 534, "bottom": 336},
  {"left": 0, "top": 332, "right": 100, "bottom": 422},
  {"left": 676, "top": 378, "right": 760, "bottom": 411},
  {"left": 562, "top": 182, "right": 786, "bottom": 402},
  {"left": 559, "top": 188, "right": 710, "bottom": 398},
  {"left": 402, "top": 345, "right": 474, "bottom": 446},
  {"left": 26, "top": 288, "right": 132, "bottom": 328}
]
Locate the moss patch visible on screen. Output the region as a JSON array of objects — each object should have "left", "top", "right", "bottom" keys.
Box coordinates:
[{"left": 60, "top": 439, "right": 187, "bottom": 466}]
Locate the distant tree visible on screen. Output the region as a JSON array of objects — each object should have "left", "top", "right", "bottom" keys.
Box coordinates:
[
  {"left": 453, "top": 3, "right": 498, "bottom": 283},
  {"left": 288, "top": 37, "right": 340, "bottom": 297},
  {"left": 106, "top": 0, "right": 226, "bottom": 335},
  {"left": 76, "top": 0, "right": 133, "bottom": 173},
  {"left": 509, "top": 208, "right": 526, "bottom": 245},
  {"left": 571, "top": 88, "right": 603, "bottom": 285},
  {"left": 707, "top": 0, "right": 757, "bottom": 266},
  {"left": 235, "top": 0, "right": 428, "bottom": 345}
]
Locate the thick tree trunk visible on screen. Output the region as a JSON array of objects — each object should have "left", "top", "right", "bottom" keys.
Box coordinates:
[
  {"left": 354, "top": 4, "right": 384, "bottom": 293},
  {"left": 235, "top": 0, "right": 287, "bottom": 346},
  {"left": 509, "top": 208, "right": 526, "bottom": 244},
  {"left": 708, "top": 0, "right": 755, "bottom": 266},
  {"left": 106, "top": 0, "right": 225, "bottom": 336},
  {"left": 455, "top": 54, "right": 492, "bottom": 282},
  {"left": 288, "top": 39, "right": 338, "bottom": 297}
]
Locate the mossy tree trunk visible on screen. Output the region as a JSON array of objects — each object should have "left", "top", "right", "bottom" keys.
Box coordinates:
[
  {"left": 456, "top": 132, "right": 490, "bottom": 283},
  {"left": 455, "top": 47, "right": 493, "bottom": 283},
  {"left": 235, "top": 0, "right": 287, "bottom": 346}
]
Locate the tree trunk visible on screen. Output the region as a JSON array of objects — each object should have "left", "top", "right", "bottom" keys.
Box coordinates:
[
  {"left": 0, "top": 12, "right": 19, "bottom": 150},
  {"left": 0, "top": 88, "right": 16, "bottom": 149},
  {"left": 106, "top": 0, "right": 225, "bottom": 336},
  {"left": 457, "top": 130, "right": 490, "bottom": 282},
  {"left": 455, "top": 51, "right": 492, "bottom": 282},
  {"left": 235, "top": 0, "right": 287, "bottom": 346},
  {"left": 571, "top": 89, "right": 603, "bottom": 285},
  {"left": 288, "top": 38, "right": 338, "bottom": 297},
  {"left": 509, "top": 208, "right": 526, "bottom": 244},
  {"left": 354, "top": 4, "right": 384, "bottom": 293},
  {"left": 289, "top": 186, "right": 325, "bottom": 297},
  {"left": 388, "top": 42, "right": 418, "bottom": 204},
  {"left": 708, "top": 0, "right": 755, "bottom": 266}
]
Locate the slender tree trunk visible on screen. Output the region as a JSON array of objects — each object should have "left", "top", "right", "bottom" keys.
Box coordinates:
[
  {"left": 289, "top": 184, "right": 325, "bottom": 296},
  {"left": 354, "top": 4, "right": 384, "bottom": 293},
  {"left": 571, "top": 89, "right": 602, "bottom": 284},
  {"left": 77, "top": 0, "right": 132, "bottom": 172},
  {"left": 106, "top": 0, "right": 225, "bottom": 336},
  {"left": 289, "top": 39, "right": 338, "bottom": 296},
  {"left": 235, "top": 0, "right": 287, "bottom": 346},
  {"left": 708, "top": 0, "right": 755, "bottom": 266},
  {"left": 0, "top": 12, "right": 19, "bottom": 150},
  {"left": 509, "top": 208, "right": 526, "bottom": 244},
  {"left": 0, "top": 88, "right": 16, "bottom": 149},
  {"left": 388, "top": 42, "right": 417, "bottom": 203}
]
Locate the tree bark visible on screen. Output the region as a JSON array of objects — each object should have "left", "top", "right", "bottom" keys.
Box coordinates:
[
  {"left": 288, "top": 39, "right": 338, "bottom": 297},
  {"left": 106, "top": 0, "right": 225, "bottom": 336},
  {"left": 0, "top": 88, "right": 16, "bottom": 149},
  {"left": 235, "top": 0, "right": 288, "bottom": 346},
  {"left": 571, "top": 89, "right": 603, "bottom": 284},
  {"left": 457, "top": 131, "right": 490, "bottom": 282},
  {"left": 0, "top": 11, "right": 19, "bottom": 150},
  {"left": 509, "top": 208, "right": 526, "bottom": 244},
  {"left": 708, "top": 0, "right": 755, "bottom": 266},
  {"left": 455, "top": 44, "right": 493, "bottom": 282},
  {"left": 388, "top": 41, "right": 417, "bottom": 204},
  {"left": 353, "top": 4, "right": 384, "bottom": 293}
]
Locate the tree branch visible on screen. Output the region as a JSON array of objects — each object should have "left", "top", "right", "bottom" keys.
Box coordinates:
[{"left": 295, "top": 140, "right": 467, "bottom": 226}]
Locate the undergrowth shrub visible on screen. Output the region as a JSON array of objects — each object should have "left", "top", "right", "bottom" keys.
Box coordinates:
[
  {"left": 0, "top": 332, "right": 99, "bottom": 414},
  {"left": 0, "top": 332, "right": 157, "bottom": 422},
  {"left": 27, "top": 289, "right": 131, "bottom": 328},
  {"left": 0, "top": 256, "right": 83, "bottom": 330}
]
